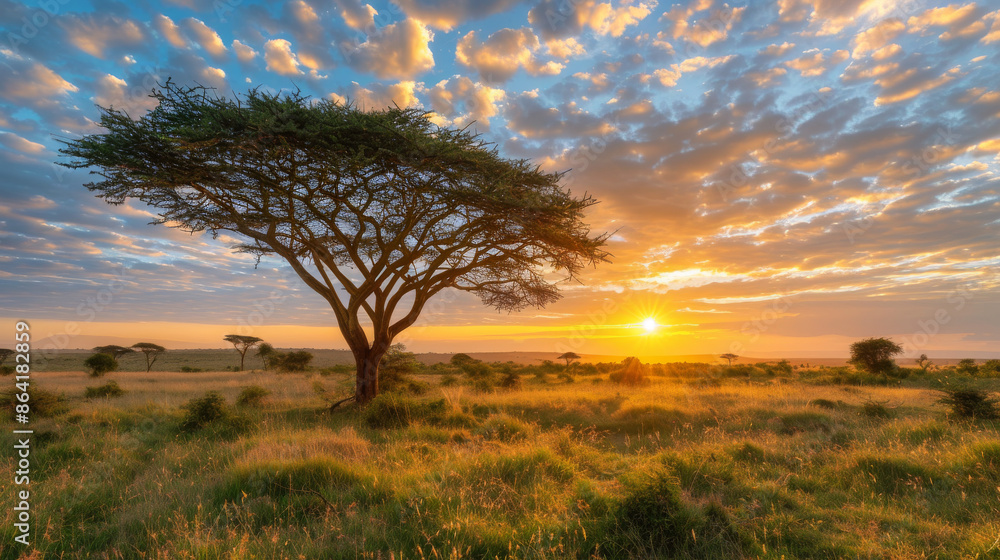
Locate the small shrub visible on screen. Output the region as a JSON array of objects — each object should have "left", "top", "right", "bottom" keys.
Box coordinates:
[
  {"left": 557, "top": 372, "right": 575, "bottom": 383},
  {"left": 938, "top": 388, "right": 999, "bottom": 420},
  {"left": 1, "top": 387, "right": 70, "bottom": 418},
  {"left": 236, "top": 385, "right": 271, "bottom": 407},
  {"left": 180, "top": 366, "right": 204, "bottom": 373},
  {"left": 861, "top": 399, "right": 894, "bottom": 418},
  {"left": 180, "top": 391, "right": 229, "bottom": 432},
  {"left": 475, "top": 414, "right": 531, "bottom": 442},
  {"left": 980, "top": 359, "right": 1000, "bottom": 377},
  {"left": 84, "top": 353, "right": 118, "bottom": 377},
  {"left": 364, "top": 392, "right": 417, "bottom": 429},
  {"left": 84, "top": 381, "right": 125, "bottom": 398},
  {"left": 273, "top": 350, "right": 313, "bottom": 372},
  {"left": 498, "top": 371, "right": 521, "bottom": 389},
  {"left": 440, "top": 374, "right": 459, "bottom": 387},
  {"left": 809, "top": 398, "right": 838, "bottom": 409},
  {"left": 610, "top": 357, "right": 648, "bottom": 386},
  {"left": 956, "top": 359, "right": 979, "bottom": 375},
  {"left": 0, "top": 365, "right": 14, "bottom": 376}
]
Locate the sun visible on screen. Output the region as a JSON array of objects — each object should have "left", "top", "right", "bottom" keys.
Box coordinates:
[{"left": 641, "top": 317, "right": 658, "bottom": 333}]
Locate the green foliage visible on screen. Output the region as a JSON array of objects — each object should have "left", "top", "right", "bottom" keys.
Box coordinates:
[
  {"left": 0, "top": 365, "right": 14, "bottom": 376},
  {"left": 981, "top": 359, "right": 1000, "bottom": 377},
  {"left": 179, "top": 366, "right": 204, "bottom": 372},
  {"left": 1, "top": 387, "right": 69, "bottom": 418},
  {"left": 84, "top": 353, "right": 118, "bottom": 377},
  {"left": 849, "top": 337, "right": 903, "bottom": 376},
  {"left": 272, "top": 350, "right": 313, "bottom": 372},
  {"left": 440, "top": 374, "right": 459, "bottom": 387},
  {"left": 450, "top": 353, "right": 478, "bottom": 367},
  {"left": 498, "top": 370, "right": 522, "bottom": 389},
  {"left": 861, "top": 399, "right": 894, "bottom": 418},
  {"left": 379, "top": 344, "right": 421, "bottom": 393},
  {"left": 84, "top": 381, "right": 125, "bottom": 398},
  {"left": 180, "top": 391, "right": 230, "bottom": 432},
  {"left": 610, "top": 356, "right": 648, "bottom": 385},
  {"left": 236, "top": 385, "right": 271, "bottom": 407},
  {"left": 474, "top": 414, "right": 531, "bottom": 442},
  {"left": 364, "top": 393, "right": 418, "bottom": 429},
  {"left": 256, "top": 342, "right": 276, "bottom": 370},
  {"left": 957, "top": 359, "right": 979, "bottom": 375},
  {"left": 938, "top": 388, "right": 999, "bottom": 420}
]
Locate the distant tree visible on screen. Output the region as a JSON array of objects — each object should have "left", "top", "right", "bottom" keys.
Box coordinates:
[
  {"left": 93, "top": 345, "right": 135, "bottom": 365},
  {"left": 224, "top": 335, "right": 263, "bottom": 371},
  {"left": 558, "top": 351, "right": 581, "bottom": 367},
  {"left": 720, "top": 353, "right": 739, "bottom": 366},
  {"left": 84, "top": 353, "right": 118, "bottom": 377},
  {"left": 60, "top": 82, "right": 609, "bottom": 405},
  {"left": 132, "top": 342, "right": 166, "bottom": 373},
  {"left": 273, "top": 350, "right": 313, "bottom": 372},
  {"left": 915, "top": 353, "right": 932, "bottom": 372},
  {"left": 957, "top": 359, "right": 979, "bottom": 375},
  {"left": 450, "top": 353, "right": 478, "bottom": 367},
  {"left": 849, "top": 337, "right": 903, "bottom": 376},
  {"left": 256, "top": 342, "right": 277, "bottom": 371}
]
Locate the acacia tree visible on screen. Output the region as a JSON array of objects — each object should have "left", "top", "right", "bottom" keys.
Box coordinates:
[
  {"left": 720, "top": 353, "right": 739, "bottom": 366},
  {"left": 94, "top": 345, "right": 135, "bottom": 366},
  {"left": 132, "top": 342, "right": 166, "bottom": 373},
  {"left": 59, "top": 83, "right": 609, "bottom": 404},
  {"left": 224, "top": 334, "right": 263, "bottom": 372},
  {"left": 849, "top": 337, "right": 902, "bottom": 375},
  {"left": 557, "top": 351, "right": 581, "bottom": 367}
]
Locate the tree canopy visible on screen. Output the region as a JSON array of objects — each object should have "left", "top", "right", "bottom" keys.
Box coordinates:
[
  {"left": 59, "top": 82, "right": 609, "bottom": 404},
  {"left": 132, "top": 342, "right": 166, "bottom": 373},
  {"left": 93, "top": 345, "right": 135, "bottom": 362},
  {"left": 224, "top": 334, "right": 263, "bottom": 372},
  {"left": 849, "top": 337, "right": 903, "bottom": 375}
]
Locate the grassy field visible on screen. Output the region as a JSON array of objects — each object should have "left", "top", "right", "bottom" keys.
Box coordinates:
[{"left": 2, "top": 363, "right": 999, "bottom": 559}]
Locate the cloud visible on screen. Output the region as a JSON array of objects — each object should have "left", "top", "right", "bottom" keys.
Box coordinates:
[
  {"left": 232, "top": 39, "right": 257, "bottom": 63},
  {"left": 154, "top": 14, "right": 188, "bottom": 49},
  {"left": 334, "top": 0, "right": 377, "bottom": 31},
  {"left": 183, "top": 18, "right": 228, "bottom": 60},
  {"left": 58, "top": 14, "right": 147, "bottom": 58},
  {"left": 0, "top": 54, "right": 78, "bottom": 101},
  {"left": 456, "top": 27, "right": 563, "bottom": 82},
  {"left": 652, "top": 54, "right": 736, "bottom": 87},
  {"left": 91, "top": 74, "right": 160, "bottom": 116},
  {"left": 784, "top": 49, "right": 848, "bottom": 76},
  {"left": 346, "top": 19, "right": 435, "bottom": 79},
  {"left": 263, "top": 38, "right": 303, "bottom": 76},
  {"left": 661, "top": 1, "right": 746, "bottom": 48},
  {"left": 426, "top": 76, "right": 506, "bottom": 130},
  {"left": 851, "top": 18, "right": 905, "bottom": 58},
  {"left": 0, "top": 132, "right": 46, "bottom": 154},
  {"left": 528, "top": 0, "right": 654, "bottom": 40},
  {"left": 760, "top": 42, "right": 796, "bottom": 57},
  {"left": 329, "top": 80, "right": 421, "bottom": 110},
  {"left": 392, "top": 0, "right": 525, "bottom": 30}
]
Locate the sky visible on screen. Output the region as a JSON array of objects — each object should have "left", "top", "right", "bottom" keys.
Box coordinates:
[{"left": 1, "top": 0, "right": 999, "bottom": 360}]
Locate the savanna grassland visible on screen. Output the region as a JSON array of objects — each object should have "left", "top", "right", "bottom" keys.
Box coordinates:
[{"left": 2, "top": 359, "right": 1000, "bottom": 560}]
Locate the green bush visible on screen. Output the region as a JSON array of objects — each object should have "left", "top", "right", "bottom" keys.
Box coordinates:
[
  {"left": 938, "top": 388, "right": 999, "bottom": 420},
  {"left": 610, "top": 357, "right": 648, "bottom": 385},
  {"left": 180, "top": 366, "right": 204, "bottom": 373},
  {"left": 1, "top": 387, "right": 70, "bottom": 418},
  {"left": 956, "top": 359, "right": 979, "bottom": 375},
  {"left": 861, "top": 400, "right": 894, "bottom": 418},
  {"left": 273, "top": 350, "right": 313, "bottom": 372},
  {"left": 84, "top": 353, "right": 118, "bottom": 377},
  {"left": 0, "top": 365, "right": 14, "bottom": 376},
  {"left": 236, "top": 385, "right": 271, "bottom": 407},
  {"left": 499, "top": 370, "right": 522, "bottom": 389},
  {"left": 84, "top": 381, "right": 125, "bottom": 398},
  {"left": 440, "top": 374, "right": 459, "bottom": 387},
  {"left": 980, "top": 359, "right": 1000, "bottom": 377},
  {"left": 180, "top": 391, "right": 230, "bottom": 432},
  {"left": 364, "top": 392, "right": 418, "bottom": 429}
]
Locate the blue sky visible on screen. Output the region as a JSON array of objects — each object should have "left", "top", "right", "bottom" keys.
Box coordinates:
[{"left": 1, "top": 0, "right": 999, "bottom": 357}]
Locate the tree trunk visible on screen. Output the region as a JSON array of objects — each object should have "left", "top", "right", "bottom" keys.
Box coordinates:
[{"left": 354, "top": 350, "right": 382, "bottom": 405}]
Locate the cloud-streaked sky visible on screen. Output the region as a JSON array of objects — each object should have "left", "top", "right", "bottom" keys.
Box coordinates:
[{"left": 1, "top": 0, "right": 999, "bottom": 358}]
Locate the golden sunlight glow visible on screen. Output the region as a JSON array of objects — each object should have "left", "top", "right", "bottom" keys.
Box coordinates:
[{"left": 641, "top": 317, "right": 658, "bottom": 333}]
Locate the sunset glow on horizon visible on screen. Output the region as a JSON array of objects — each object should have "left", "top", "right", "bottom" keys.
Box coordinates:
[{"left": 2, "top": 0, "right": 999, "bottom": 360}]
